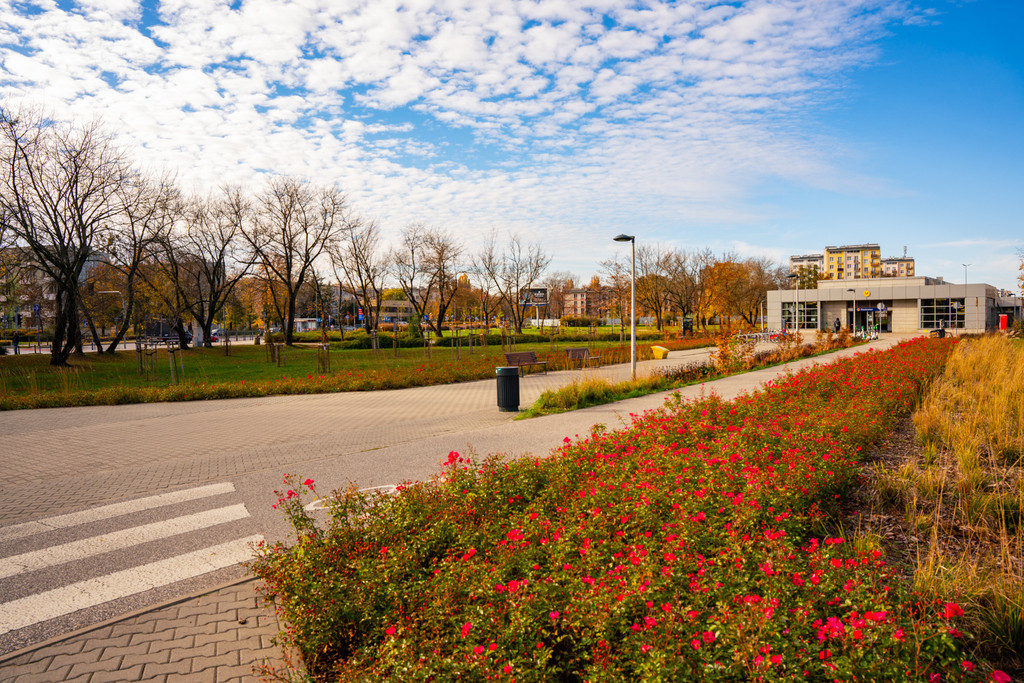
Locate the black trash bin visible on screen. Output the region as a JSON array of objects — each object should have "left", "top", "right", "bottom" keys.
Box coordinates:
[{"left": 496, "top": 366, "right": 520, "bottom": 412}]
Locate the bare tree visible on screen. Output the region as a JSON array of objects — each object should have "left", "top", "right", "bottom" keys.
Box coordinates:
[
  {"left": 475, "top": 231, "right": 550, "bottom": 333},
  {"left": 98, "top": 172, "right": 177, "bottom": 352},
  {"left": 635, "top": 244, "right": 671, "bottom": 331},
  {"left": 240, "top": 177, "right": 348, "bottom": 345},
  {"left": 174, "top": 190, "right": 252, "bottom": 346},
  {"left": 0, "top": 106, "right": 129, "bottom": 366},
  {"left": 662, "top": 248, "right": 699, "bottom": 324},
  {"left": 600, "top": 257, "right": 630, "bottom": 335},
  {"left": 541, "top": 270, "right": 577, "bottom": 319},
  {"left": 390, "top": 224, "right": 464, "bottom": 338},
  {"left": 692, "top": 248, "right": 721, "bottom": 330},
  {"left": 735, "top": 256, "right": 787, "bottom": 326},
  {"left": 331, "top": 217, "right": 387, "bottom": 334}
]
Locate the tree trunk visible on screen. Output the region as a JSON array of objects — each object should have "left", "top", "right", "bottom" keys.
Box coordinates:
[
  {"left": 82, "top": 304, "right": 103, "bottom": 351},
  {"left": 173, "top": 319, "right": 190, "bottom": 349},
  {"left": 50, "top": 288, "right": 73, "bottom": 366},
  {"left": 285, "top": 294, "right": 297, "bottom": 345},
  {"left": 105, "top": 285, "right": 135, "bottom": 354}
]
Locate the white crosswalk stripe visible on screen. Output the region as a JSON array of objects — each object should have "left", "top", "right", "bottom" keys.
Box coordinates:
[
  {"left": 0, "top": 535, "right": 262, "bottom": 635},
  {"left": 0, "top": 504, "right": 250, "bottom": 579},
  {"left": 0, "top": 483, "right": 262, "bottom": 639},
  {"left": 0, "top": 482, "right": 235, "bottom": 543}
]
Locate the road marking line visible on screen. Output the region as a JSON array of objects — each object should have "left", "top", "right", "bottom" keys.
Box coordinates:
[
  {"left": 0, "top": 534, "right": 263, "bottom": 635},
  {"left": 0, "top": 483, "right": 235, "bottom": 543},
  {"left": 0, "top": 504, "right": 250, "bottom": 579}
]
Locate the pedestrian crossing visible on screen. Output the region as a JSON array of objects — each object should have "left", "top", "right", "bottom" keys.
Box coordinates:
[{"left": 0, "top": 482, "right": 262, "bottom": 638}]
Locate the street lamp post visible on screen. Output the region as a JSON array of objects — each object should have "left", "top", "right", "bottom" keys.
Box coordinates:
[
  {"left": 613, "top": 234, "right": 636, "bottom": 381},
  {"left": 847, "top": 288, "right": 856, "bottom": 336},
  {"left": 787, "top": 273, "right": 799, "bottom": 335},
  {"left": 962, "top": 263, "right": 970, "bottom": 284}
]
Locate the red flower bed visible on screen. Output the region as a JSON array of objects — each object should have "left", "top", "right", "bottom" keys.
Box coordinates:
[{"left": 251, "top": 337, "right": 1006, "bottom": 681}]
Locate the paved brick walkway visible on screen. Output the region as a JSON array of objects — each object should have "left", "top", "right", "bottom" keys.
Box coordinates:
[
  {"left": 0, "top": 579, "right": 282, "bottom": 682},
  {"left": 0, "top": 335, "right": 913, "bottom": 681},
  {"left": 0, "top": 346, "right": 719, "bottom": 523}
]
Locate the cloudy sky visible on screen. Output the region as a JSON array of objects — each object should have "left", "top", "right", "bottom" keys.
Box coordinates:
[{"left": 1, "top": 0, "right": 1021, "bottom": 288}]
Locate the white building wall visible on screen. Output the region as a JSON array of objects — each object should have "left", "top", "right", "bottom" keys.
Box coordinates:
[{"left": 891, "top": 300, "right": 918, "bottom": 333}]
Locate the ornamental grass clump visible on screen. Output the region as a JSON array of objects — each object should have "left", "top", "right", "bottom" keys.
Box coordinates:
[
  {"left": 872, "top": 334, "right": 1024, "bottom": 670},
  {"left": 251, "top": 337, "right": 1007, "bottom": 682}
]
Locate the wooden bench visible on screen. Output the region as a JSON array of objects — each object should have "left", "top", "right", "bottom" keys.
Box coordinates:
[
  {"left": 504, "top": 351, "right": 548, "bottom": 375},
  {"left": 566, "top": 347, "right": 601, "bottom": 368}
]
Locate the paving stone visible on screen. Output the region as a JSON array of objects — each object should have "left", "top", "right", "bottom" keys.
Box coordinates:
[
  {"left": 95, "top": 644, "right": 145, "bottom": 660},
  {"left": 47, "top": 649, "right": 102, "bottom": 671},
  {"left": 128, "top": 628, "right": 177, "bottom": 647},
  {"left": 197, "top": 610, "right": 237, "bottom": 628},
  {"left": 34, "top": 638, "right": 86, "bottom": 657},
  {"left": 216, "top": 635, "right": 264, "bottom": 657},
  {"left": 110, "top": 619, "right": 158, "bottom": 637},
  {"left": 59, "top": 674, "right": 93, "bottom": 683},
  {"left": 142, "top": 658, "right": 192, "bottom": 678},
  {"left": 147, "top": 635, "right": 196, "bottom": 654},
  {"left": 215, "top": 663, "right": 259, "bottom": 682},
  {"left": 12, "top": 664, "right": 72, "bottom": 682},
  {"left": 87, "top": 633, "right": 132, "bottom": 652},
  {"left": 121, "top": 649, "right": 171, "bottom": 669},
  {"left": 0, "top": 655, "right": 53, "bottom": 676},
  {"left": 170, "top": 668, "right": 216, "bottom": 683},
  {"left": 189, "top": 650, "right": 239, "bottom": 672},
  {"left": 91, "top": 664, "right": 146, "bottom": 682},
  {"left": 69, "top": 654, "right": 122, "bottom": 678},
  {"left": 192, "top": 630, "right": 236, "bottom": 649}
]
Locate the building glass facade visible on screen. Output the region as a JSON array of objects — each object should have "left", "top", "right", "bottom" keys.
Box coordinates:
[
  {"left": 920, "top": 298, "right": 965, "bottom": 329},
  {"left": 781, "top": 301, "right": 818, "bottom": 329}
]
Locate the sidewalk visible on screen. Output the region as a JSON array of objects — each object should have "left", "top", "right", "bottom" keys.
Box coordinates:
[
  {"left": 0, "top": 335, "right": 912, "bottom": 681},
  {"left": 0, "top": 578, "right": 282, "bottom": 682}
]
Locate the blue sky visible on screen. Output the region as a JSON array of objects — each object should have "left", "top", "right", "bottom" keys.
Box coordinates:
[{"left": 1, "top": 0, "right": 1021, "bottom": 289}]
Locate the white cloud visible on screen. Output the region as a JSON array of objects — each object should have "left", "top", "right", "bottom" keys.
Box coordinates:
[{"left": 0, "top": 0, "right": 935, "bottom": 276}]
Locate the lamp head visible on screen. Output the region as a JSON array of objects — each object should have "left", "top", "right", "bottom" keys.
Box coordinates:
[{"left": 613, "top": 234, "right": 634, "bottom": 243}]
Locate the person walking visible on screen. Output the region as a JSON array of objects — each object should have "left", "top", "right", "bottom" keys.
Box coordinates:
[
  {"left": 11, "top": 329, "right": 20, "bottom": 355},
  {"left": 833, "top": 317, "right": 841, "bottom": 333}
]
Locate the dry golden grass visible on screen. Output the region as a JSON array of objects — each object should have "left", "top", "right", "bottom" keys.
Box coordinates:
[{"left": 902, "top": 335, "right": 1024, "bottom": 666}]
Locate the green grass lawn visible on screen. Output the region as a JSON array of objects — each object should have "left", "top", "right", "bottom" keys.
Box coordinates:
[{"left": 0, "top": 332, "right": 713, "bottom": 406}]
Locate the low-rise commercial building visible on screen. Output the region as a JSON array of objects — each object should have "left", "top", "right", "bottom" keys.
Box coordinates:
[{"left": 768, "top": 276, "right": 1021, "bottom": 334}]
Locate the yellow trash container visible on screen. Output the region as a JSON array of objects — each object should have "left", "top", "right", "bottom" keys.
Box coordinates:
[{"left": 651, "top": 345, "right": 669, "bottom": 360}]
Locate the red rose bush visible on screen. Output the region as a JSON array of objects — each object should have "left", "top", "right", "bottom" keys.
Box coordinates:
[{"left": 251, "top": 337, "right": 1005, "bottom": 681}]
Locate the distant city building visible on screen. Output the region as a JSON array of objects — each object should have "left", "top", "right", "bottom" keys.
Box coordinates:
[
  {"left": 823, "top": 244, "right": 881, "bottom": 280},
  {"left": 565, "top": 287, "right": 607, "bottom": 318},
  {"left": 881, "top": 256, "right": 915, "bottom": 278},
  {"left": 788, "top": 254, "right": 824, "bottom": 274},
  {"left": 791, "top": 243, "right": 918, "bottom": 281}
]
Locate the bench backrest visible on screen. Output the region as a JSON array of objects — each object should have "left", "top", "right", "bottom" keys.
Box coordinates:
[
  {"left": 505, "top": 351, "right": 538, "bottom": 363},
  {"left": 566, "top": 347, "right": 588, "bottom": 360}
]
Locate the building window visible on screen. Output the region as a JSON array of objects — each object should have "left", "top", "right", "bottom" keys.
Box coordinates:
[
  {"left": 782, "top": 301, "right": 818, "bottom": 330},
  {"left": 920, "top": 298, "right": 965, "bottom": 329}
]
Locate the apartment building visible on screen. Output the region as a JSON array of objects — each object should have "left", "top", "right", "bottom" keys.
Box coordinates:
[
  {"left": 788, "top": 253, "right": 824, "bottom": 274},
  {"left": 565, "top": 287, "right": 608, "bottom": 318},
  {"left": 882, "top": 257, "right": 915, "bottom": 278},
  {"left": 823, "top": 244, "right": 881, "bottom": 280}
]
